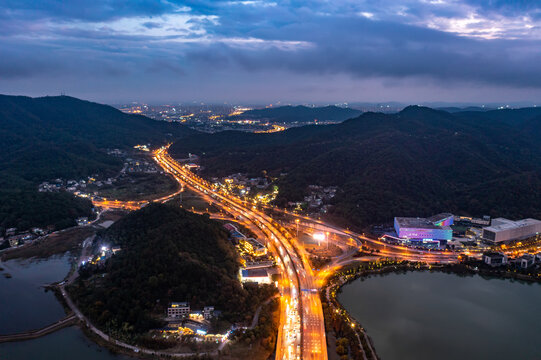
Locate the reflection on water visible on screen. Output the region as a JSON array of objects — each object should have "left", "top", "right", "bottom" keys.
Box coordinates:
[
  {"left": 0, "top": 255, "right": 134, "bottom": 359},
  {"left": 0, "top": 327, "right": 132, "bottom": 360},
  {"left": 339, "top": 271, "right": 541, "bottom": 360},
  {"left": 0, "top": 255, "right": 72, "bottom": 334}
]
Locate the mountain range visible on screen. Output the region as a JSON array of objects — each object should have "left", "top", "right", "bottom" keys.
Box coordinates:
[
  {"left": 4, "top": 94, "right": 541, "bottom": 232},
  {"left": 0, "top": 95, "right": 193, "bottom": 231},
  {"left": 172, "top": 105, "right": 541, "bottom": 229}
]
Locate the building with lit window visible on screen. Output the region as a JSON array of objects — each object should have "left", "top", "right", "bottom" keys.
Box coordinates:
[
  {"left": 167, "top": 302, "right": 190, "bottom": 318},
  {"left": 203, "top": 306, "right": 215, "bottom": 320},
  {"left": 239, "top": 237, "right": 267, "bottom": 256},
  {"left": 394, "top": 213, "right": 454, "bottom": 244},
  {"left": 481, "top": 218, "right": 541, "bottom": 243}
]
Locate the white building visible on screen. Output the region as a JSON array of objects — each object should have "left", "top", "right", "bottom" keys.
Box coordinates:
[
  {"left": 482, "top": 218, "right": 541, "bottom": 243},
  {"left": 203, "top": 306, "right": 215, "bottom": 320},
  {"left": 482, "top": 252, "right": 508, "bottom": 267},
  {"left": 240, "top": 268, "right": 271, "bottom": 284},
  {"left": 167, "top": 302, "right": 190, "bottom": 318}
]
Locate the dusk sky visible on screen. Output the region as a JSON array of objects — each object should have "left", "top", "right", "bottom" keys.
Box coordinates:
[{"left": 1, "top": 0, "right": 541, "bottom": 104}]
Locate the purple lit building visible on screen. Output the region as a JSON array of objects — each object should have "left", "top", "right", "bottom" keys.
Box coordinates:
[{"left": 394, "top": 213, "right": 453, "bottom": 243}]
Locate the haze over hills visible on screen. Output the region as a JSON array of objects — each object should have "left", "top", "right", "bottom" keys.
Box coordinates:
[
  {"left": 230, "top": 105, "right": 362, "bottom": 123},
  {"left": 0, "top": 95, "right": 194, "bottom": 231},
  {"left": 171, "top": 105, "right": 541, "bottom": 229},
  {"left": 4, "top": 94, "right": 541, "bottom": 232},
  {"left": 436, "top": 106, "right": 493, "bottom": 113}
]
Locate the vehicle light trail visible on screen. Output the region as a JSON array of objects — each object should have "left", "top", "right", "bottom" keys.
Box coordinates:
[
  {"left": 90, "top": 185, "right": 183, "bottom": 210},
  {"left": 104, "top": 144, "right": 461, "bottom": 360},
  {"left": 153, "top": 146, "right": 327, "bottom": 360}
]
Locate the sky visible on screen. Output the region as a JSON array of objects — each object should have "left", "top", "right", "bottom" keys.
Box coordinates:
[{"left": 1, "top": 0, "right": 541, "bottom": 104}]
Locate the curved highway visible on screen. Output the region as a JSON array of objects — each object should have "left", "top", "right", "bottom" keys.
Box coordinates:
[{"left": 154, "top": 146, "right": 327, "bottom": 360}]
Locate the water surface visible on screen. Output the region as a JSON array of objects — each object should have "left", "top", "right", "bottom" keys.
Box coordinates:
[
  {"left": 0, "top": 326, "right": 132, "bottom": 360},
  {"left": 339, "top": 271, "right": 541, "bottom": 360},
  {"left": 0, "top": 255, "right": 71, "bottom": 334}
]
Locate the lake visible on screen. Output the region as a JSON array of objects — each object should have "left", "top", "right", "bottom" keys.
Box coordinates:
[
  {"left": 0, "top": 255, "right": 71, "bottom": 334},
  {"left": 0, "top": 255, "right": 132, "bottom": 359},
  {"left": 0, "top": 327, "right": 130, "bottom": 360},
  {"left": 338, "top": 271, "right": 541, "bottom": 360}
]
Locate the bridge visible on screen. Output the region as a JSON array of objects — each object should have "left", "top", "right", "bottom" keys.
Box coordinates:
[
  {"left": 0, "top": 314, "right": 77, "bottom": 343},
  {"left": 294, "top": 219, "right": 353, "bottom": 237}
]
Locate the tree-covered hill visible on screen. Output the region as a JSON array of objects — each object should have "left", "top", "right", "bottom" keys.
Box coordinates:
[
  {"left": 229, "top": 105, "right": 362, "bottom": 123},
  {"left": 171, "top": 106, "right": 541, "bottom": 229},
  {"left": 0, "top": 94, "right": 195, "bottom": 180},
  {"left": 70, "top": 204, "right": 274, "bottom": 337},
  {"left": 0, "top": 94, "right": 195, "bottom": 232}
]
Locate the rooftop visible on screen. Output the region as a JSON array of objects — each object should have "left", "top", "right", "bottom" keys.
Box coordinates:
[
  {"left": 427, "top": 213, "right": 453, "bottom": 223},
  {"left": 395, "top": 217, "right": 451, "bottom": 230},
  {"left": 170, "top": 302, "right": 189, "bottom": 307},
  {"left": 246, "top": 238, "right": 265, "bottom": 249},
  {"left": 483, "top": 252, "right": 506, "bottom": 258},
  {"left": 241, "top": 268, "right": 268, "bottom": 278},
  {"left": 484, "top": 218, "right": 541, "bottom": 232}
]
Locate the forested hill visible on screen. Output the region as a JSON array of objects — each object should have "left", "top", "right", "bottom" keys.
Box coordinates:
[
  {"left": 171, "top": 105, "right": 541, "bottom": 229},
  {"left": 0, "top": 95, "right": 194, "bottom": 164},
  {"left": 0, "top": 95, "right": 195, "bottom": 231},
  {"left": 230, "top": 105, "right": 362, "bottom": 123},
  {"left": 70, "top": 204, "right": 274, "bottom": 335}
]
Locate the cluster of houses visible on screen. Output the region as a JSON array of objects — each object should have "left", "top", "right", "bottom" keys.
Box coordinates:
[
  {"left": 223, "top": 223, "right": 276, "bottom": 285},
  {"left": 223, "top": 173, "right": 269, "bottom": 189},
  {"left": 125, "top": 158, "right": 159, "bottom": 174},
  {"left": 106, "top": 148, "right": 127, "bottom": 157},
  {"left": 160, "top": 302, "right": 222, "bottom": 339},
  {"left": 39, "top": 177, "right": 114, "bottom": 193},
  {"left": 482, "top": 252, "right": 541, "bottom": 270},
  {"left": 81, "top": 245, "right": 122, "bottom": 268},
  {"left": 287, "top": 184, "right": 337, "bottom": 214},
  {"left": 212, "top": 173, "right": 271, "bottom": 200},
  {"left": 39, "top": 149, "right": 160, "bottom": 198},
  {"left": 1, "top": 227, "right": 47, "bottom": 248}
]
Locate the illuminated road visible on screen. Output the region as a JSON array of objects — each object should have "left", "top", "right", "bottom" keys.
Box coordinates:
[
  {"left": 153, "top": 146, "right": 327, "bottom": 360},
  {"left": 90, "top": 184, "right": 184, "bottom": 210},
  {"left": 104, "top": 145, "right": 464, "bottom": 360},
  {"left": 270, "top": 208, "right": 461, "bottom": 264}
]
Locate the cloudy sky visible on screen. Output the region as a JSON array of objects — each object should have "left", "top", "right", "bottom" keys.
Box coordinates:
[{"left": 1, "top": 0, "right": 541, "bottom": 103}]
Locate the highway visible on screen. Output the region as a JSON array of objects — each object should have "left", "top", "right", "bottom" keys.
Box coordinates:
[
  {"left": 90, "top": 183, "right": 184, "bottom": 210},
  {"left": 153, "top": 146, "right": 327, "bottom": 360},
  {"left": 97, "top": 145, "right": 461, "bottom": 360},
  {"left": 270, "top": 208, "right": 461, "bottom": 264}
]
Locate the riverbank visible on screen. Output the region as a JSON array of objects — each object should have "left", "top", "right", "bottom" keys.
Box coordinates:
[
  {"left": 321, "top": 258, "right": 541, "bottom": 360},
  {"left": 1, "top": 227, "right": 95, "bottom": 261}
]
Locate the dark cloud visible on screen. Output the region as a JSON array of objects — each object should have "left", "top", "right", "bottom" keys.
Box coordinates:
[{"left": 0, "top": 0, "right": 540, "bottom": 102}]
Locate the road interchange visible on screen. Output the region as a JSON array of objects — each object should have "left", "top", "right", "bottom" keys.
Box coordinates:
[{"left": 89, "top": 145, "right": 463, "bottom": 359}]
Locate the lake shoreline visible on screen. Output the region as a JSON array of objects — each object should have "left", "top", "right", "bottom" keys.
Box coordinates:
[{"left": 322, "top": 259, "right": 541, "bottom": 360}]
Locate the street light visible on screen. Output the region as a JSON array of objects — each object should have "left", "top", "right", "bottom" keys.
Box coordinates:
[
  {"left": 313, "top": 233, "right": 325, "bottom": 247},
  {"left": 326, "top": 232, "right": 330, "bottom": 250}
]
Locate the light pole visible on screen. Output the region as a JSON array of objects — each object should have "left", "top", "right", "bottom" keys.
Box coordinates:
[
  {"left": 295, "top": 219, "right": 300, "bottom": 238},
  {"left": 326, "top": 232, "right": 330, "bottom": 250}
]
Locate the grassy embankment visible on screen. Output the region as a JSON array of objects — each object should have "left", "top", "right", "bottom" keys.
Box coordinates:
[{"left": 1, "top": 226, "right": 96, "bottom": 261}]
